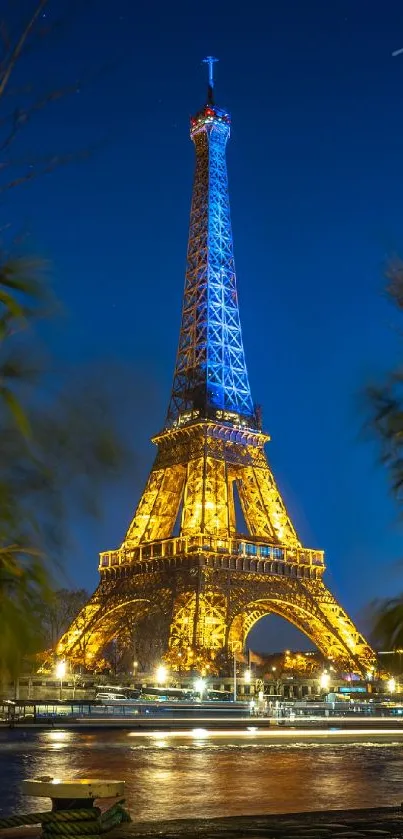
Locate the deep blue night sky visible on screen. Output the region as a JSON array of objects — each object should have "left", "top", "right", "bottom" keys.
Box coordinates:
[{"left": 7, "top": 0, "right": 403, "bottom": 650}]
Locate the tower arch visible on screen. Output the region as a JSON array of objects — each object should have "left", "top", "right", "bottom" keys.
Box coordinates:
[
  {"left": 57, "top": 593, "right": 170, "bottom": 668},
  {"left": 228, "top": 600, "right": 343, "bottom": 662}
]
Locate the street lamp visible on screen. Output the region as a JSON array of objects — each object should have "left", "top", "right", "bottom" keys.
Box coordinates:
[
  {"left": 387, "top": 677, "right": 396, "bottom": 694},
  {"left": 244, "top": 669, "right": 251, "bottom": 684},
  {"left": 155, "top": 664, "right": 168, "bottom": 685},
  {"left": 194, "top": 677, "right": 206, "bottom": 698},
  {"left": 133, "top": 660, "right": 138, "bottom": 678},
  {"left": 319, "top": 671, "right": 330, "bottom": 692},
  {"left": 55, "top": 660, "right": 66, "bottom": 701}
]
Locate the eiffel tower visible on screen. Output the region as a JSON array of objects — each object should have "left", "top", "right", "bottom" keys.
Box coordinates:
[{"left": 57, "top": 59, "right": 376, "bottom": 675}]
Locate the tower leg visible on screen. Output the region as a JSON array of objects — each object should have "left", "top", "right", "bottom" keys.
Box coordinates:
[
  {"left": 236, "top": 458, "right": 299, "bottom": 547},
  {"left": 125, "top": 462, "right": 186, "bottom": 546},
  {"left": 167, "top": 576, "right": 228, "bottom": 673}
]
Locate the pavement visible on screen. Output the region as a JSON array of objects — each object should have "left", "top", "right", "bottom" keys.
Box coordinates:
[
  {"left": 2, "top": 807, "right": 403, "bottom": 839},
  {"left": 107, "top": 807, "right": 403, "bottom": 839}
]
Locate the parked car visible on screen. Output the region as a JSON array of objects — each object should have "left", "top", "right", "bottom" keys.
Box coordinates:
[{"left": 95, "top": 692, "right": 128, "bottom": 701}]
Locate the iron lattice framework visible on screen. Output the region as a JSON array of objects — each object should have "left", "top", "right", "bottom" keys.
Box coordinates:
[
  {"left": 166, "top": 100, "right": 256, "bottom": 428},
  {"left": 57, "top": 65, "right": 376, "bottom": 675}
]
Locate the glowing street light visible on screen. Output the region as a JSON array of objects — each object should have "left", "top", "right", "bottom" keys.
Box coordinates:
[
  {"left": 194, "top": 677, "right": 206, "bottom": 698},
  {"left": 55, "top": 660, "right": 66, "bottom": 679},
  {"left": 319, "top": 671, "right": 330, "bottom": 691},
  {"left": 387, "top": 677, "right": 396, "bottom": 694},
  {"left": 55, "top": 660, "right": 66, "bottom": 701},
  {"left": 244, "top": 669, "right": 251, "bottom": 684},
  {"left": 155, "top": 664, "right": 168, "bottom": 685}
]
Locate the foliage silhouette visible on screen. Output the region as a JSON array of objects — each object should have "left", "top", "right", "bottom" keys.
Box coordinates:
[
  {"left": 0, "top": 4, "right": 134, "bottom": 679},
  {"left": 367, "top": 259, "right": 403, "bottom": 653}
]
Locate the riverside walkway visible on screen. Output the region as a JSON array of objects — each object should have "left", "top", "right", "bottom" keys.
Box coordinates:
[
  {"left": 2, "top": 807, "right": 403, "bottom": 839},
  {"left": 108, "top": 807, "right": 403, "bottom": 839}
]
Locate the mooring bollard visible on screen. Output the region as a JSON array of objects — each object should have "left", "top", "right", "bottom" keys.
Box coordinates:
[
  {"left": 22, "top": 778, "right": 125, "bottom": 811},
  {"left": 0, "top": 778, "right": 131, "bottom": 837}
]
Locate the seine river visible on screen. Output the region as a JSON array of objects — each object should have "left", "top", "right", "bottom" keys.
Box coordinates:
[{"left": 2, "top": 729, "right": 403, "bottom": 821}]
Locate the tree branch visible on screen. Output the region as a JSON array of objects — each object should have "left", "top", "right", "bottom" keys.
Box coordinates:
[{"left": 0, "top": 0, "right": 49, "bottom": 100}]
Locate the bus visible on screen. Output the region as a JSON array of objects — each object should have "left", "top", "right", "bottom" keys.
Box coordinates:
[
  {"left": 207, "top": 690, "right": 232, "bottom": 701},
  {"left": 139, "top": 686, "right": 194, "bottom": 701}
]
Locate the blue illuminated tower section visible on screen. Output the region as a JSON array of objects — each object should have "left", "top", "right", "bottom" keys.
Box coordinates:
[{"left": 167, "top": 58, "right": 257, "bottom": 429}]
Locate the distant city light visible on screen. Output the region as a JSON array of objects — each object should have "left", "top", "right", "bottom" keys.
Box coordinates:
[
  {"left": 387, "top": 677, "right": 396, "bottom": 693},
  {"left": 55, "top": 660, "right": 66, "bottom": 701},
  {"left": 194, "top": 677, "right": 206, "bottom": 696},
  {"left": 55, "top": 660, "right": 66, "bottom": 680},
  {"left": 319, "top": 671, "right": 330, "bottom": 690},
  {"left": 192, "top": 728, "right": 208, "bottom": 737},
  {"left": 156, "top": 665, "right": 168, "bottom": 685}
]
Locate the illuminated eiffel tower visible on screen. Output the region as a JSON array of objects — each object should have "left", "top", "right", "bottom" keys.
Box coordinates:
[{"left": 57, "top": 59, "right": 376, "bottom": 674}]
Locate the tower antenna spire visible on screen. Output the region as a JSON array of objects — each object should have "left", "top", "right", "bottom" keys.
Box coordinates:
[{"left": 203, "top": 55, "right": 218, "bottom": 104}]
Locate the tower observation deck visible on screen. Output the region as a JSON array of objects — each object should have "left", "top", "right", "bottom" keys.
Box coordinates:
[{"left": 56, "top": 61, "right": 377, "bottom": 676}]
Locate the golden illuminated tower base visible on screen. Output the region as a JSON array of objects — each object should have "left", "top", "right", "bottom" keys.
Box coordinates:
[{"left": 56, "top": 421, "right": 376, "bottom": 674}]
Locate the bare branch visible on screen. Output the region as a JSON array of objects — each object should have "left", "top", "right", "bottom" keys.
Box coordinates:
[
  {"left": 0, "top": 3, "right": 116, "bottom": 195},
  {"left": 0, "top": 81, "right": 80, "bottom": 153},
  {"left": 17, "top": 12, "right": 66, "bottom": 63},
  {"left": 0, "top": 148, "right": 93, "bottom": 194},
  {"left": 0, "top": 0, "right": 49, "bottom": 100}
]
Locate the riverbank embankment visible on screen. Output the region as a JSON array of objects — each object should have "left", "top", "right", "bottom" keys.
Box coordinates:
[{"left": 2, "top": 806, "right": 403, "bottom": 839}]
